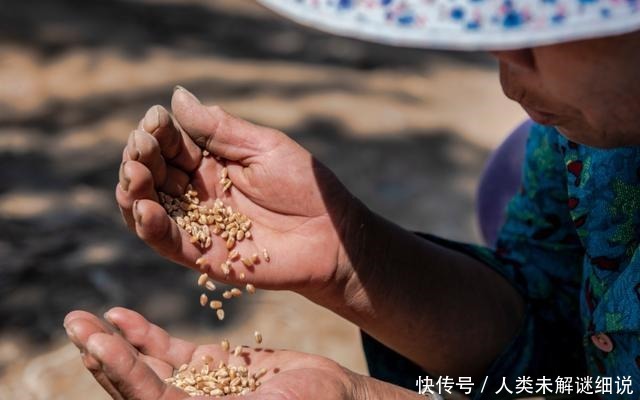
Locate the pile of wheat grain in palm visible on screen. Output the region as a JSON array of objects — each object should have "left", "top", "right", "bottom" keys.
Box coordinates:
[{"left": 165, "top": 335, "right": 266, "bottom": 397}]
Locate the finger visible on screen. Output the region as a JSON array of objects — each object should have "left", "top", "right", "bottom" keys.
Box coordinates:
[
  {"left": 126, "top": 129, "right": 167, "bottom": 189},
  {"left": 64, "top": 310, "right": 112, "bottom": 332},
  {"left": 117, "top": 161, "right": 135, "bottom": 229},
  {"left": 116, "top": 160, "right": 158, "bottom": 230},
  {"left": 171, "top": 86, "right": 281, "bottom": 162},
  {"left": 122, "top": 147, "right": 130, "bottom": 162},
  {"left": 119, "top": 139, "right": 189, "bottom": 198},
  {"left": 64, "top": 314, "right": 124, "bottom": 400},
  {"left": 64, "top": 313, "right": 112, "bottom": 348},
  {"left": 130, "top": 198, "right": 212, "bottom": 265},
  {"left": 161, "top": 164, "right": 191, "bottom": 198},
  {"left": 127, "top": 129, "right": 191, "bottom": 197},
  {"left": 140, "top": 354, "right": 175, "bottom": 379},
  {"left": 104, "top": 307, "right": 197, "bottom": 369},
  {"left": 86, "top": 332, "right": 186, "bottom": 400},
  {"left": 64, "top": 313, "right": 173, "bottom": 397},
  {"left": 117, "top": 160, "right": 130, "bottom": 194},
  {"left": 141, "top": 104, "right": 202, "bottom": 172},
  {"left": 64, "top": 313, "right": 173, "bottom": 383},
  {"left": 82, "top": 352, "right": 126, "bottom": 400}
]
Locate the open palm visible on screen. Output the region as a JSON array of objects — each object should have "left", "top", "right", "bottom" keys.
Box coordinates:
[
  {"left": 64, "top": 307, "right": 359, "bottom": 400},
  {"left": 116, "top": 87, "right": 364, "bottom": 296}
]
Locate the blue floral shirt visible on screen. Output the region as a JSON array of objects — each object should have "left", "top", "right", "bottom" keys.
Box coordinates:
[{"left": 362, "top": 123, "right": 640, "bottom": 399}]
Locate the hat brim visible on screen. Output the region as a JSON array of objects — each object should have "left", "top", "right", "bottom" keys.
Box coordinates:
[{"left": 258, "top": 0, "right": 640, "bottom": 51}]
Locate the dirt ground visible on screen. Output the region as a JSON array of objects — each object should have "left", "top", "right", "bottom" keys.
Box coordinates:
[{"left": 0, "top": 0, "right": 526, "bottom": 398}]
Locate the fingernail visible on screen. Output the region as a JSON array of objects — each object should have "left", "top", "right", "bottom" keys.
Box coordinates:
[
  {"left": 103, "top": 311, "right": 115, "bottom": 326},
  {"left": 106, "top": 316, "right": 123, "bottom": 336},
  {"left": 103, "top": 312, "right": 121, "bottom": 334},
  {"left": 173, "top": 85, "right": 200, "bottom": 104},
  {"left": 157, "top": 105, "right": 170, "bottom": 129},
  {"left": 127, "top": 130, "right": 140, "bottom": 160},
  {"left": 133, "top": 129, "right": 151, "bottom": 154},
  {"left": 82, "top": 341, "right": 102, "bottom": 370},
  {"left": 65, "top": 324, "right": 77, "bottom": 340},
  {"left": 119, "top": 161, "right": 130, "bottom": 191},
  {"left": 143, "top": 106, "right": 160, "bottom": 133},
  {"left": 132, "top": 200, "right": 142, "bottom": 226},
  {"left": 65, "top": 325, "right": 82, "bottom": 350}
]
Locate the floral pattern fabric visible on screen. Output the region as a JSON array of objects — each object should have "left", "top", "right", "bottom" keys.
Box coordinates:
[{"left": 362, "top": 123, "right": 640, "bottom": 399}]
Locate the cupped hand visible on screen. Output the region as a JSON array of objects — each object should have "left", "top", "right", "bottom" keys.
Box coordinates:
[
  {"left": 116, "top": 87, "right": 367, "bottom": 299},
  {"left": 63, "top": 307, "right": 364, "bottom": 400}
]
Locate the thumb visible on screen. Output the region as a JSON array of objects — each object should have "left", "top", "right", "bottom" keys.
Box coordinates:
[{"left": 171, "top": 86, "right": 280, "bottom": 161}]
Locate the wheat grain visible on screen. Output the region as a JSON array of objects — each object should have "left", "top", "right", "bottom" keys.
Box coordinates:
[
  {"left": 198, "top": 273, "right": 209, "bottom": 287},
  {"left": 166, "top": 360, "right": 264, "bottom": 397}
]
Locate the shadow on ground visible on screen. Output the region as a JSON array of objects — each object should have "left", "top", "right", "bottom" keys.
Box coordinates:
[
  {"left": 0, "top": 4, "right": 494, "bottom": 397},
  {"left": 0, "top": 111, "right": 487, "bottom": 344},
  {"left": 0, "top": 0, "right": 495, "bottom": 68}
]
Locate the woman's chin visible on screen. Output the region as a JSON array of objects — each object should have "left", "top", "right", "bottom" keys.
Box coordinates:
[{"left": 555, "top": 125, "right": 635, "bottom": 149}]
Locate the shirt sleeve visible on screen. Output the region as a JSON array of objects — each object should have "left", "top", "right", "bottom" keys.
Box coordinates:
[{"left": 361, "top": 124, "right": 586, "bottom": 399}]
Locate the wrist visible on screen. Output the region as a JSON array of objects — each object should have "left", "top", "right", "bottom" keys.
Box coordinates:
[
  {"left": 348, "top": 371, "right": 371, "bottom": 400},
  {"left": 303, "top": 194, "right": 383, "bottom": 315}
]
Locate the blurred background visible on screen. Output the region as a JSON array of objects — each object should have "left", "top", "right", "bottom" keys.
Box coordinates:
[{"left": 0, "top": 0, "right": 526, "bottom": 398}]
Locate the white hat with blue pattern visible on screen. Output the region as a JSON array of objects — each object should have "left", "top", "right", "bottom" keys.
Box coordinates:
[{"left": 258, "top": 0, "right": 640, "bottom": 50}]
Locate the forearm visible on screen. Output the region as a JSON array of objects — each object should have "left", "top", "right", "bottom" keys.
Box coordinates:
[{"left": 311, "top": 202, "right": 525, "bottom": 379}]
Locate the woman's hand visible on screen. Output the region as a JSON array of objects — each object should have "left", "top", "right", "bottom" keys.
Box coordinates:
[
  {"left": 63, "top": 307, "right": 397, "bottom": 400},
  {"left": 116, "top": 87, "right": 367, "bottom": 301},
  {"left": 114, "top": 87, "right": 525, "bottom": 381}
]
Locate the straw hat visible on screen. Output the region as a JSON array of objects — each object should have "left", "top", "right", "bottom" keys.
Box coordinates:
[{"left": 258, "top": 0, "right": 640, "bottom": 50}]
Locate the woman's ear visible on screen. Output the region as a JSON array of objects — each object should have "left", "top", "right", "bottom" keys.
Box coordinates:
[{"left": 491, "top": 49, "right": 536, "bottom": 71}]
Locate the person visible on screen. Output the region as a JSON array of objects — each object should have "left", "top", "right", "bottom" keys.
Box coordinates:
[{"left": 64, "top": 1, "right": 640, "bottom": 399}]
